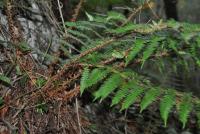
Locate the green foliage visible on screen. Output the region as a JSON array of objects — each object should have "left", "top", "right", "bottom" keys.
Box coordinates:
[
  {"left": 141, "top": 36, "right": 163, "bottom": 67},
  {"left": 160, "top": 90, "right": 175, "bottom": 127},
  {"left": 94, "top": 73, "right": 122, "bottom": 100},
  {"left": 36, "top": 77, "right": 47, "bottom": 88},
  {"left": 106, "top": 11, "right": 127, "bottom": 22},
  {"left": 109, "top": 23, "right": 137, "bottom": 34},
  {"left": 17, "top": 41, "right": 31, "bottom": 53},
  {"left": 125, "top": 39, "right": 146, "bottom": 65},
  {"left": 0, "top": 74, "right": 11, "bottom": 85},
  {"left": 178, "top": 94, "right": 193, "bottom": 128},
  {"left": 66, "top": 11, "right": 200, "bottom": 128},
  {"left": 111, "top": 81, "right": 135, "bottom": 106},
  {"left": 140, "top": 88, "right": 161, "bottom": 113},
  {"left": 121, "top": 85, "right": 144, "bottom": 110},
  {"left": 80, "top": 67, "right": 90, "bottom": 94},
  {"left": 87, "top": 68, "right": 109, "bottom": 88},
  {"left": 36, "top": 102, "right": 48, "bottom": 114}
]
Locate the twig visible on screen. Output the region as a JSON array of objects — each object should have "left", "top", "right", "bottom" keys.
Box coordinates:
[
  {"left": 12, "top": 103, "right": 26, "bottom": 119},
  {"left": 57, "top": 0, "right": 68, "bottom": 37},
  {"left": 147, "top": 1, "right": 159, "bottom": 19},
  {"left": 42, "top": 38, "right": 115, "bottom": 91},
  {"left": 122, "top": 0, "right": 152, "bottom": 26},
  {"left": 75, "top": 88, "right": 82, "bottom": 134},
  {"left": 0, "top": 119, "right": 18, "bottom": 131}
]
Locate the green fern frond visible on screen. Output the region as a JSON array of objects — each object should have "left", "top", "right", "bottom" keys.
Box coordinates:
[
  {"left": 168, "top": 39, "right": 178, "bottom": 52},
  {"left": 160, "top": 90, "right": 175, "bottom": 127},
  {"left": 74, "top": 12, "right": 200, "bottom": 128},
  {"left": 106, "top": 11, "right": 127, "bottom": 22},
  {"left": 111, "top": 81, "right": 135, "bottom": 106},
  {"left": 196, "top": 36, "right": 200, "bottom": 48},
  {"left": 125, "top": 39, "right": 146, "bottom": 65},
  {"left": 178, "top": 94, "right": 193, "bottom": 129},
  {"left": 67, "top": 29, "right": 92, "bottom": 42},
  {"left": 65, "top": 22, "right": 102, "bottom": 38},
  {"left": 109, "top": 23, "right": 137, "bottom": 34},
  {"left": 87, "top": 68, "right": 109, "bottom": 88},
  {"left": 190, "top": 43, "right": 197, "bottom": 56},
  {"left": 80, "top": 67, "right": 90, "bottom": 95},
  {"left": 94, "top": 73, "right": 122, "bottom": 100},
  {"left": 140, "top": 88, "right": 161, "bottom": 113},
  {"left": 142, "top": 36, "right": 163, "bottom": 67},
  {"left": 121, "top": 85, "right": 144, "bottom": 111}
]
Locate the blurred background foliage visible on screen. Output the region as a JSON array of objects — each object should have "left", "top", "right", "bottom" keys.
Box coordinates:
[{"left": 81, "top": 0, "right": 200, "bottom": 23}]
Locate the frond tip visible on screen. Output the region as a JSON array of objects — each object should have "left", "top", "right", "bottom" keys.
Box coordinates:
[
  {"left": 160, "top": 90, "right": 175, "bottom": 127},
  {"left": 140, "top": 88, "right": 161, "bottom": 113},
  {"left": 178, "top": 94, "right": 193, "bottom": 129}
]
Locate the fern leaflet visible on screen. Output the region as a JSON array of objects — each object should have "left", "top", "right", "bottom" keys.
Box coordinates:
[
  {"left": 106, "top": 11, "right": 126, "bottom": 22},
  {"left": 178, "top": 94, "right": 193, "bottom": 128},
  {"left": 160, "top": 90, "right": 175, "bottom": 127},
  {"left": 126, "top": 39, "right": 146, "bottom": 65},
  {"left": 121, "top": 85, "right": 144, "bottom": 111},
  {"left": 142, "top": 36, "right": 163, "bottom": 67},
  {"left": 111, "top": 81, "right": 135, "bottom": 106},
  {"left": 94, "top": 73, "right": 122, "bottom": 100},
  {"left": 67, "top": 29, "right": 92, "bottom": 42},
  {"left": 168, "top": 39, "right": 178, "bottom": 52},
  {"left": 80, "top": 67, "right": 90, "bottom": 95},
  {"left": 109, "top": 23, "right": 137, "bottom": 34},
  {"left": 87, "top": 68, "right": 109, "bottom": 88},
  {"left": 140, "top": 88, "right": 161, "bottom": 113}
]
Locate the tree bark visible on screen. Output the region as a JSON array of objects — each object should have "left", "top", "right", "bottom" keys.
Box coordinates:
[{"left": 163, "top": 0, "right": 178, "bottom": 20}]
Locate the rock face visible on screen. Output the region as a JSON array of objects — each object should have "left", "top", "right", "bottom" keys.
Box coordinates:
[{"left": 0, "top": 1, "right": 60, "bottom": 62}]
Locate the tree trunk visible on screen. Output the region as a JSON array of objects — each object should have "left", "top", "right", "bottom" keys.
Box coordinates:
[{"left": 163, "top": 0, "right": 178, "bottom": 20}]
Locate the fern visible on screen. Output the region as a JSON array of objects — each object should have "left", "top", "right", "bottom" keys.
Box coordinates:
[
  {"left": 125, "top": 39, "right": 146, "bottom": 65},
  {"left": 178, "top": 94, "right": 193, "bottom": 128},
  {"left": 142, "top": 36, "right": 163, "bottom": 67},
  {"left": 140, "top": 88, "right": 161, "bottom": 113},
  {"left": 74, "top": 12, "right": 200, "bottom": 128},
  {"left": 111, "top": 80, "right": 135, "bottom": 106},
  {"left": 67, "top": 29, "right": 92, "bottom": 42},
  {"left": 160, "top": 90, "right": 175, "bottom": 127},
  {"left": 80, "top": 67, "right": 90, "bottom": 94},
  {"left": 121, "top": 85, "right": 144, "bottom": 110},
  {"left": 87, "top": 68, "right": 109, "bottom": 88},
  {"left": 109, "top": 23, "right": 137, "bottom": 34},
  {"left": 168, "top": 39, "right": 178, "bottom": 52},
  {"left": 94, "top": 73, "right": 122, "bottom": 100},
  {"left": 106, "top": 11, "right": 127, "bottom": 22}
]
